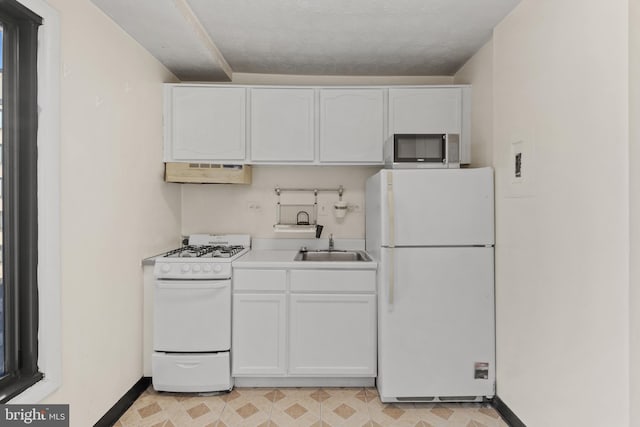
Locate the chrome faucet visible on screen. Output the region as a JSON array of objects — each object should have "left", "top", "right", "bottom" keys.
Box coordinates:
[{"left": 328, "top": 234, "right": 334, "bottom": 251}]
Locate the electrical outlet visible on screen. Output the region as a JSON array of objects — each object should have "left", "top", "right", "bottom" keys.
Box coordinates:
[
  {"left": 349, "top": 203, "right": 362, "bottom": 213},
  {"left": 247, "top": 201, "right": 260, "bottom": 211},
  {"left": 318, "top": 203, "right": 329, "bottom": 217}
]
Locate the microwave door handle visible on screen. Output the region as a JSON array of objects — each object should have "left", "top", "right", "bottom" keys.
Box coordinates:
[
  {"left": 443, "top": 134, "right": 448, "bottom": 166},
  {"left": 386, "top": 171, "right": 395, "bottom": 309}
]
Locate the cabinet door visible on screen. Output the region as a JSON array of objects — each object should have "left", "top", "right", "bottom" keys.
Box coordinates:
[
  {"left": 168, "top": 86, "right": 246, "bottom": 161},
  {"left": 232, "top": 293, "right": 287, "bottom": 376},
  {"left": 289, "top": 294, "right": 376, "bottom": 376},
  {"left": 319, "top": 89, "right": 384, "bottom": 163},
  {"left": 250, "top": 88, "right": 315, "bottom": 162},
  {"left": 388, "top": 88, "right": 462, "bottom": 136}
]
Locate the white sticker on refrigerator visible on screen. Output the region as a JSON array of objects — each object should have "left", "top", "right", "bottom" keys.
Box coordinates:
[{"left": 474, "top": 362, "right": 489, "bottom": 379}]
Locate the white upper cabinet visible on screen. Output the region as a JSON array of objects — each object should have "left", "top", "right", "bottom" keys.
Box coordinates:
[
  {"left": 319, "top": 89, "right": 385, "bottom": 163},
  {"left": 389, "top": 87, "right": 471, "bottom": 164},
  {"left": 388, "top": 87, "right": 461, "bottom": 135},
  {"left": 166, "top": 86, "right": 246, "bottom": 162},
  {"left": 250, "top": 88, "right": 315, "bottom": 162},
  {"left": 164, "top": 84, "right": 471, "bottom": 165}
]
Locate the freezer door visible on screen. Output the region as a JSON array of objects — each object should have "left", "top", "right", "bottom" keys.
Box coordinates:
[
  {"left": 380, "top": 168, "right": 494, "bottom": 247},
  {"left": 377, "top": 247, "right": 495, "bottom": 400}
]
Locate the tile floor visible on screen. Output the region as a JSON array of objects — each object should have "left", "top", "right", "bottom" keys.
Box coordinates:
[{"left": 115, "top": 387, "right": 509, "bottom": 427}]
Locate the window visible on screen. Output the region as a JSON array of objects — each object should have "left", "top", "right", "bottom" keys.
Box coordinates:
[{"left": 0, "top": 0, "right": 43, "bottom": 401}]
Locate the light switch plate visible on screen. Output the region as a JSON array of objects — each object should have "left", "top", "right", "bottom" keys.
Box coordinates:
[
  {"left": 511, "top": 140, "right": 526, "bottom": 184},
  {"left": 507, "top": 139, "right": 535, "bottom": 198}
]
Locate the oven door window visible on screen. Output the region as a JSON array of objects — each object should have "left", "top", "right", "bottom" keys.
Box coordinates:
[{"left": 394, "top": 134, "right": 445, "bottom": 163}]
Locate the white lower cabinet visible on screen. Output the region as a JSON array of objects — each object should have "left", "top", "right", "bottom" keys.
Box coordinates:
[
  {"left": 232, "top": 267, "right": 377, "bottom": 379},
  {"left": 289, "top": 293, "right": 376, "bottom": 376},
  {"left": 232, "top": 293, "right": 287, "bottom": 376}
]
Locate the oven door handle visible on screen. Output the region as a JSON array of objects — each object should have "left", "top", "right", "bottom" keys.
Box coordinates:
[{"left": 155, "top": 280, "right": 230, "bottom": 290}]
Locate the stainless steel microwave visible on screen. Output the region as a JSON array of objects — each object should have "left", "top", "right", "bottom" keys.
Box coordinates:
[{"left": 383, "top": 133, "right": 460, "bottom": 169}]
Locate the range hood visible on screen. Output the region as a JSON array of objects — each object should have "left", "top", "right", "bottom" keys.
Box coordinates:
[{"left": 165, "top": 163, "right": 252, "bottom": 184}]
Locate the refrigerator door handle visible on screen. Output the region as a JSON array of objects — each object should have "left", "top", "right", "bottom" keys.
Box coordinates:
[
  {"left": 387, "top": 171, "right": 395, "bottom": 248},
  {"left": 388, "top": 248, "right": 395, "bottom": 308},
  {"left": 387, "top": 171, "right": 395, "bottom": 307}
]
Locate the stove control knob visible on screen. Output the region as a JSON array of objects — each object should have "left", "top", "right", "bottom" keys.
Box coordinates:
[
  {"left": 181, "top": 264, "right": 190, "bottom": 273},
  {"left": 213, "top": 264, "right": 223, "bottom": 273},
  {"left": 203, "top": 265, "right": 212, "bottom": 273},
  {"left": 161, "top": 264, "right": 171, "bottom": 273},
  {"left": 192, "top": 264, "right": 201, "bottom": 272}
]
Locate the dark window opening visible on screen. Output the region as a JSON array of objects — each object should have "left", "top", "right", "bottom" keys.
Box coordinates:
[{"left": 0, "top": 0, "right": 43, "bottom": 401}]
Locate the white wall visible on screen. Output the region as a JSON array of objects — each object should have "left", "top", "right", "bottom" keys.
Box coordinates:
[
  {"left": 453, "top": 40, "right": 493, "bottom": 167},
  {"left": 456, "top": 0, "right": 630, "bottom": 425},
  {"left": 41, "top": 0, "right": 181, "bottom": 425},
  {"left": 182, "top": 166, "right": 380, "bottom": 238},
  {"left": 630, "top": 0, "right": 640, "bottom": 424}
]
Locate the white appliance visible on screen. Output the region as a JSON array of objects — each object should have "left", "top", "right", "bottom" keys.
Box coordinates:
[
  {"left": 384, "top": 133, "right": 460, "bottom": 169},
  {"left": 365, "top": 168, "right": 495, "bottom": 402},
  {"left": 152, "top": 234, "right": 250, "bottom": 392}
]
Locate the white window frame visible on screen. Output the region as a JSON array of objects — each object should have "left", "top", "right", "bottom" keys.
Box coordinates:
[{"left": 7, "top": 0, "right": 61, "bottom": 403}]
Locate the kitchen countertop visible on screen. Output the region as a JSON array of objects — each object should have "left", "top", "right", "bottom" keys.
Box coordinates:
[
  {"left": 141, "top": 239, "right": 375, "bottom": 269},
  {"left": 233, "top": 249, "right": 377, "bottom": 270},
  {"left": 141, "top": 253, "right": 169, "bottom": 266}
]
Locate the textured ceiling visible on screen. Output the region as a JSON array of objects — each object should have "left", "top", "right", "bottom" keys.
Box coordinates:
[
  {"left": 92, "top": 0, "right": 521, "bottom": 80},
  {"left": 92, "top": 0, "right": 231, "bottom": 81}
]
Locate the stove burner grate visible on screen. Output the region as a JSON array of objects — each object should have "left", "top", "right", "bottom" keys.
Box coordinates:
[{"left": 163, "top": 245, "right": 246, "bottom": 258}]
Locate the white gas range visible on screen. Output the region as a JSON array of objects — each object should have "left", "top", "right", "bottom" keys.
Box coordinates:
[
  {"left": 152, "top": 234, "right": 250, "bottom": 393},
  {"left": 153, "top": 234, "right": 250, "bottom": 279}
]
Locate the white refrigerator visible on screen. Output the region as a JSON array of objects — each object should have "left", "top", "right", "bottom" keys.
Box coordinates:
[{"left": 365, "top": 167, "right": 495, "bottom": 402}]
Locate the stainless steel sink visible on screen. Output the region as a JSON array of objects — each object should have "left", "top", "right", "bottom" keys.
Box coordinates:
[{"left": 294, "top": 250, "right": 372, "bottom": 262}]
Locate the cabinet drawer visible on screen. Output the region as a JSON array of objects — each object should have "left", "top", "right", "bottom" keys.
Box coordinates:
[
  {"left": 233, "top": 269, "right": 286, "bottom": 291},
  {"left": 290, "top": 270, "right": 375, "bottom": 293}
]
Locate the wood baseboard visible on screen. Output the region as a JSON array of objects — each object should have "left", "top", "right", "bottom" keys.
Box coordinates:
[
  {"left": 492, "top": 395, "right": 526, "bottom": 427},
  {"left": 94, "top": 377, "right": 151, "bottom": 427}
]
